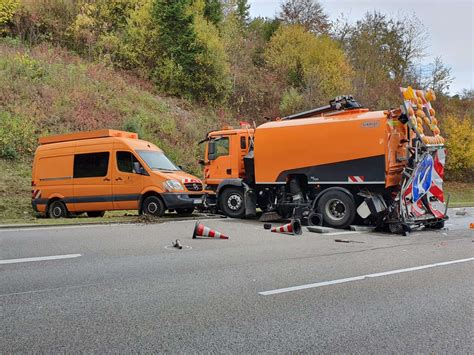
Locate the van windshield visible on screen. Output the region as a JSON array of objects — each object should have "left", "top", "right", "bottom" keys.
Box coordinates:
[{"left": 137, "top": 150, "right": 180, "bottom": 171}]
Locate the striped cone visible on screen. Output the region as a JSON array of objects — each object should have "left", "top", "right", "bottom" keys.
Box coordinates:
[
  {"left": 192, "top": 221, "right": 229, "bottom": 240},
  {"left": 270, "top": 219, "right": 302, "bottom": 235}
]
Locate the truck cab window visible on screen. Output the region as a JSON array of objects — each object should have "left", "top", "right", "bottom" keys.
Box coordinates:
[
  {"left": 209, "top": 137, "right": 229, "bottom": 160},
  {"left": 73, "top": 152, "right": 109, "bottom": 178},
  {"left": 117, "top": 151, "right": 143, "bottom": 174}
]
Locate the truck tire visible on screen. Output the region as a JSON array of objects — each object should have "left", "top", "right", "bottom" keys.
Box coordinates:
[
  {"left": 318, "top": 190, "right": 356, "bottom": 229},
  {"left": 48, "top": 200, "right": 68, "bottom": 219},
  {"left": 143, "top": 196, "right": 165, "bottom": 217},
  {"left": 87, "top": 211, "right": 105, "bottom": 218},
  {"left": 220, "top": 187, "right": 245, "bottom": 218}
]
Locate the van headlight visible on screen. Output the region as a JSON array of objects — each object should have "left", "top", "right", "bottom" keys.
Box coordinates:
[{"left": 163, "top": 179, "right": 184, "bottom": 191}]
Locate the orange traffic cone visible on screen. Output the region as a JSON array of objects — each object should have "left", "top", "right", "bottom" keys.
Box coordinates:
[
  {"left": 192, "top": 221, "right": 229, "bottom": 240},
  {"left": 271, "top": 219, "right": 302, "bottom": 235}
]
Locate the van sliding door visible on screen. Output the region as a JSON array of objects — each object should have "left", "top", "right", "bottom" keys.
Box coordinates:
[{"left": 72, "top": 151, "right": 113, "bottom": 212}]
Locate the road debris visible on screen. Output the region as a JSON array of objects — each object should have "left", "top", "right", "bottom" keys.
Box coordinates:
[
  {"left": 172, "top": 239, "right": 183, "bottom": 249},
  {"left": 334, "top": 239, "right": 364, "bottom": 243}
]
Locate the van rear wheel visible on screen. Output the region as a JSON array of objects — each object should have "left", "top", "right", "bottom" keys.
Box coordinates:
[
  {"left": 143, "top": 196, "right": 165, "bottom": 217},
  {"left": 48, "top": 200, "right": 68, "bottom": 219},
  {"left": 318, "top": 190, "right": 355, "bottom": 229}
]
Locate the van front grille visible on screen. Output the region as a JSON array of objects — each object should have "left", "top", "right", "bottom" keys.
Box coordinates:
[{"left": 185, "top": 182, "right": 203, "bottom": 191}]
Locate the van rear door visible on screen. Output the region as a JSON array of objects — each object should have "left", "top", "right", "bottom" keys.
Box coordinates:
[
  {"left": 112, "top": 150, "right": 144, "bottom": 210},
  {"left": 72, "top": 151, "right": 113, "bottom": 212}
]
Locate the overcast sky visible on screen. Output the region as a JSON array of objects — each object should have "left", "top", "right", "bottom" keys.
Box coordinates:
[{"left": 249, "top": 0, "right": 473, "bottom": 95}]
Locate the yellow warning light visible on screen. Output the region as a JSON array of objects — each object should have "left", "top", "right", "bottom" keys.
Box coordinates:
[{"left": 403, "top": 86, "right": 416, "bottom": 100}]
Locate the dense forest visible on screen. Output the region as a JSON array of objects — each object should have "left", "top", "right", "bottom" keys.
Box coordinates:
[{"left": 0, "top": 0, "right": 472, "bottom": 181}]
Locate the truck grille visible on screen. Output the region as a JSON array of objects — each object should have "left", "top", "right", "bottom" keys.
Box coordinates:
[{"left": 185, "top": 182, "right": 203, "bottom": 191}]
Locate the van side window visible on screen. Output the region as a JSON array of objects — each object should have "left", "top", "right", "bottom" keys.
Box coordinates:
[
  {"left": 117, "top": 151, "right": 141, "bottom": 174},
  {"left": 73, "top": 152, "right": 109, "bottom": 178}
]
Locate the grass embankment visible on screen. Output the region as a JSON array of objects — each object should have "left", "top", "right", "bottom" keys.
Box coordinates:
[{"left": 0, "top": 40, "right": 227, "bottom": 174}]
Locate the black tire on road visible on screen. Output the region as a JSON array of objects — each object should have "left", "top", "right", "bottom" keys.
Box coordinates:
[
  {"left": 87, "top": 211, "right": 105, "bottom": 218},
  {"left": 176, "top": 208, "right": 194, "bottom": 216},
  {"left": 142, "top": 196, "right": 165, "bottom": 217},
  {"left": 220, "top": 187, "right": 245, "bottom": 218},
  {"left": 318, "top": 190, "right": 356, "bottom": 229},
  {"left": 48, "top": 200, "right": 68, "bottom": 219}
]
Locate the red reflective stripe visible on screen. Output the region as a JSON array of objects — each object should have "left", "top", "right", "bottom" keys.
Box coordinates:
[
  {"left": 208, "top": 230, "right": 215, "bottom": 238},
  {"left": 197, "top": 224, "right": 204, "bottom": 236}
]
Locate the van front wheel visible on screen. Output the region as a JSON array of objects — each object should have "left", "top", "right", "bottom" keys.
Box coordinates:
[
  {"left": 48, "top": 200, "right": 68, "bottom": 219},
  {"left": 143, "top": 196, "right": 165, "bottom": 217}
]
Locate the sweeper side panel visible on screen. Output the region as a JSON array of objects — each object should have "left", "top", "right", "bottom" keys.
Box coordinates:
[{"left": 253, "top": 109, "right": 387, "bottom": 185}]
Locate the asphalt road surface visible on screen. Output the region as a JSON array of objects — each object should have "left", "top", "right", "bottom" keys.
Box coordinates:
[{"left": 1, "top": 209, "right": 473, "bottom": 353}]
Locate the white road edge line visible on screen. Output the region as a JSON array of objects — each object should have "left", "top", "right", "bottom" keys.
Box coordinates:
[
  {"left": 259, "top": 257, "right": 474, "bottom": 296},
  {"left": 0, "top": 254, "right": 82, "bottom": 265}
]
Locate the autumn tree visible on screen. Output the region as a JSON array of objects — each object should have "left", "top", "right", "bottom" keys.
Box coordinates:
[
  {"left": 279, "top": 0, "right": 329, "bottom": 34},
  {"left": 152, "top": 0, "right": 230, "bottom": 102},
  {"left": 345, "top": 11, "right": 427, "bottom": 108},
  {"left": 265, "top": 24, "right": 353, "bottom": 109}
]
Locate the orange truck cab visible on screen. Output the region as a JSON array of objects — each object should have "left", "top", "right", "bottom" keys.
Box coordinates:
[
  {"left": 201, "top": 92, "right": 448, "bottom": 234},
  {"left": 32, "top": 130, "right": 204, "bottom": 218}
]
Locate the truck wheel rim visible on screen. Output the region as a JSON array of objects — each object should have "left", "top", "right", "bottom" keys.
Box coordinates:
[
  {"left": 148, "top": 202, "right": 158, "bottom": 214},
  {"left": 326, "top": 199, "right": 346, "bottom": 221},
  {"left": 227, "top": 194, "right": 242, "bottom": 211}
]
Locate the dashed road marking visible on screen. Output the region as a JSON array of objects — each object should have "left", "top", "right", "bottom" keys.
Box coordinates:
[
  {"left": 259, "top": 257, "right": 474, "bottom": 296},
  {"left": 0, "top": 254, "right": 82, "bottom": 265}
]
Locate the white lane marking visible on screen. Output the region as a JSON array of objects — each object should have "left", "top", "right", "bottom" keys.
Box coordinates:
[
  {"left": 259, "top": 257, "right": 474, "bottom": 296},
  {"left": 0, "top": 254, "right": 82, "bottom": 265}
]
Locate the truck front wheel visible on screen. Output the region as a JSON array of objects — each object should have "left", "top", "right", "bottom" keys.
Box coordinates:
[
  {"left": 318, "top": 190, "right": 356, "bottom": 229},
  {"left": 220, "top": 187, "right": 245, "bottom": 218}
]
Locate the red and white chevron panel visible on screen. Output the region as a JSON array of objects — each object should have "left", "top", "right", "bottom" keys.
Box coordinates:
[{"left": 348, "top": 176, "right": 365, "bottom": 183}]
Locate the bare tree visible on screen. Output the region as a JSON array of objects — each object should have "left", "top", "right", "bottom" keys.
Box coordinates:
[
  {"left": 428, "top": 56, "right": 454, "bottom": 94},
  {"left": 279, "top": 0, "right": 330, "bottom": 34}
]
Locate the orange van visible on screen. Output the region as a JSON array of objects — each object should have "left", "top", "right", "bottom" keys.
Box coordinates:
[{"left": 31, "top": 130, "right": 204, "bottom": 218}]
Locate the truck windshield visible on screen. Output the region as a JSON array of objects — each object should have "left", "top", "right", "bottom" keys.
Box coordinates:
[{"left": 137, "top": 150, "right": 180, "bottom": 171}]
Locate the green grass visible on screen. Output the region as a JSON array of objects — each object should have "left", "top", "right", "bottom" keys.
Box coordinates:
[{"left": 444, "top": 181, "right": 474, "bottom": 207}]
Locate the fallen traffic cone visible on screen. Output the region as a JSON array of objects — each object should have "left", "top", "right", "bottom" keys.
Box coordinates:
[
  {"left": 192, "top": 221, "right": 229, "bottom": 239},
  {"left": 271, "top": 219, "right": 302, "bottom": 235}
]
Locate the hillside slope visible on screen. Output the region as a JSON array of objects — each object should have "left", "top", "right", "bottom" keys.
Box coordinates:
[
  {"left": 0, "top": 41, "right": 225, "bottom": 170},
  {"left": 0, "top": 41, "right": 229, "bottom": 220}
]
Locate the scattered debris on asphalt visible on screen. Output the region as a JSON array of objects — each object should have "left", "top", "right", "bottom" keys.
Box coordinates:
[
  {"left": 172, "top": 239, "right": 183, "bottom": 249},
  {"left": 334, "top": 239, "right": 364, "bottom": 243},
  {"left": 263, "top": 223, "right": 272, "bottom": 230},
  {"left": 456, "top": 209, "right": 467, "bottom": 216}
]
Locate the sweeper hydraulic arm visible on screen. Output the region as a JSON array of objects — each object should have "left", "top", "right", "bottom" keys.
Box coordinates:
[{"left": 200, "top": 90, "right": 448, "bottom": 233}]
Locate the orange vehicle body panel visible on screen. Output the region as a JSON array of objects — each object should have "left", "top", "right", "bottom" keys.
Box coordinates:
[
  {"left": 254, "top": 109, "right": 386, "bottom": 183},
  {"left": 204, "top": 109, "right": 408, "bottom": 188},
  {"left": 32, "top": 130, "right": 203, "bottom": 214}
]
